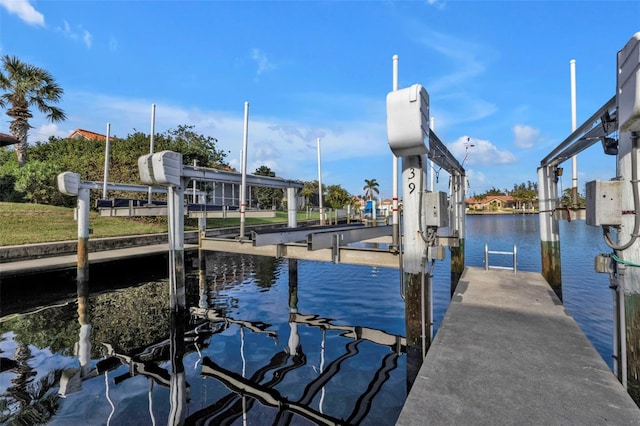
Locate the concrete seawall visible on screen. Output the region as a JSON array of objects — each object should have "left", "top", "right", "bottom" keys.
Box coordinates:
[{"left": 0, "top": 221, "right": 321, "bottom": 264}]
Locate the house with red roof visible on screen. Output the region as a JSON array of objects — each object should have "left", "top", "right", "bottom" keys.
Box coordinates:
[
  {"left": 466, "top": 195, "right": 516, "bottom": 211},
  {"left": 68, "top": 129, "right": 108, "bottom": 142}
]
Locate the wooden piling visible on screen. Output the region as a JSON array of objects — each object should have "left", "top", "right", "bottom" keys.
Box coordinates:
[
  {"left": 401, "top": 155, "right": 429, "bottom": 391},
  {"left": 626, "top": 293, "right": 640, "bottom": 404},
  {"left": 168, "top": 186, "right": 186, "bottom": 311},
  {"left": 616, "top": 33, "right": 640, "bottom": 405},
  {"left": 77, "top": 188, "right": 90, "bottom": 287},
  {"left": 537, "top": 165, "right": 562, "bottom": 300},
  {"left": 450, "top": 239, "right": 465, "bottom": 296}
]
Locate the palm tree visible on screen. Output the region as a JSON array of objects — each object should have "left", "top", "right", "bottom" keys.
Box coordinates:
[
  {"left": 0, "top": 55, "right": 66, "bottom": 167},
  {"left": 363, "top": 178, "right": 380, "bottom": 201}
]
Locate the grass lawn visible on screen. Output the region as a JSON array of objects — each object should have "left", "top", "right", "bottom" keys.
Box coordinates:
[{"left": 0, "top": 202, "right": 319, "bottom": 246}]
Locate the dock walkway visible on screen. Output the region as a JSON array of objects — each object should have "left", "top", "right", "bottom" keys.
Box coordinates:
[
  {"left": 0, "top": 243, "right": 198, "bottom": 278},
  {"left": 396, "top": 266, "right": 640, "bottom": 425}
]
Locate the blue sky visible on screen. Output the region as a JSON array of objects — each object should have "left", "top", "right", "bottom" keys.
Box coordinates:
[{"left": 0, "top": 0, "right": 638, "bottom": 198}]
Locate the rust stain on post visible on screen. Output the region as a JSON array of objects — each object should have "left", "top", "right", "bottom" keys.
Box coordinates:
[
  {"left": 77, "top": 237, "right": 89, "bottom": 286},
  {"left": 540, "top": 240, "right": 562, "bottom": 300}
]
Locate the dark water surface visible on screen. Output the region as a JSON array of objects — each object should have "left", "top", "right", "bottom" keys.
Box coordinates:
[{"left": 0, "top": 215, "right": 616, "bottom": 424}]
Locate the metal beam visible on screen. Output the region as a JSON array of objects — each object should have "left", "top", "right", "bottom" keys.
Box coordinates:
[
  {"left": 188, "top": 210, "right": 276, "bottom": 219},
  {"left": 200, "top": 238, "right": 400, "bottom": 268},
  {"left": 307, "top": 225, "right": 392, "bottom": 250},
  {"left": 251, "top": 224, "right": 363, "bottom": 247},
  {"left": 541, "top": 96, "right": 616, "bottom": 167},
  {"left": 182, "top": 165, "right": 302, "bottom": 189},
  {"left": 429, "top": 129, "right": 465, "bottom": 176}
]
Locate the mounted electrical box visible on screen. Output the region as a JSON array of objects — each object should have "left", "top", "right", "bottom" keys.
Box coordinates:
[
  {"left": 386, "top": 84, "right": 430, "bottom": 157},
  {"left": 586, "top": 180, "right": 623, "bottom": 226},
  {"left": 618, "top": 32, "right": 640, "bottom": 132},
  {"left": 424, "top": 191, "right": 449, "bottom": 227}
]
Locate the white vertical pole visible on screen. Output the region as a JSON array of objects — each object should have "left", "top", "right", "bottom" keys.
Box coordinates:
[
  {"left": 287, "top": 187, "right": 297, "bottom": 228},
  {"left": 102, "top": 123, "right": 111, "bottom": 199},
  {"left": 192, "top": 160, "right": 197, "bottom": 203},
  {"left": 392, "top": 55, "right": 399, "bottom": 247},
  {"left": 570, "top": 59, "right": 578, "bottom": 206},
  {"left": 317, "top": 137, "right": 324, "bottom": 225},
  {"left": 240, "top": 102, "right": 249, "bottom": 238},
  {"left": 77, "top": 187, "right": 90, "bottom": 286},
  {"left": 429, "top": 117, "right": 435, "bottom": 192},
  {"left": 148, "top": 104, "right": 156, "bottom": 204}
]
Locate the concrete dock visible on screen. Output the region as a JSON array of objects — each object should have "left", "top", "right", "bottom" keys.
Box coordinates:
[
  {"left": 0, "top": 243, "right": 198, "bottom": 278},
  {"left": 396, "top": 266, "right": 640, "bottom": 425}
]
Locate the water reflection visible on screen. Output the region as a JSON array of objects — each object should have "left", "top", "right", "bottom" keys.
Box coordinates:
[{"left": 1, "top": 251, "right": 407, "bottom": 424}]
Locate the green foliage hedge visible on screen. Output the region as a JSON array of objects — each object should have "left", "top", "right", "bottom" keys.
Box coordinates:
[{"left": 0, "top": 125, "right": 229, "bottom": 207}]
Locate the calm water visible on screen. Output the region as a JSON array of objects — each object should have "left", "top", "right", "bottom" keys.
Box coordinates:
[{"left": 0, "top": 215, "right": 616, "bottom": 424}]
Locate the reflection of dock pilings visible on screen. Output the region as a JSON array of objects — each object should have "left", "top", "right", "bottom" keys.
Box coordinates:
[
  {"left": 185, "top": 349, "right": 306, "bottom": 424},
  {"left": 188, "top": 307, "right": 405, "bottom": 424},
  {"left": 199, "top": 357, "right": 347, "bottom": 426}
]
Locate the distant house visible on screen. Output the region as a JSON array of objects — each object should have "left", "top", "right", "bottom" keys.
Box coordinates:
[
  {"left": 466, "top": 195, "right": 516, "bottom": 211},
  {"left": 0, "top": 132, "right": 18, "bottom": 147},
  {"left": 68, "top": 129, "right": 108, "bottom": 142}
]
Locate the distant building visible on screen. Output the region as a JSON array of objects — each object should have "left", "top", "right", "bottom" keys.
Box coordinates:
[
  {"left": 68, "top": 129, "right": 108, "bottom": 142},
  {"left": 466, "top": 195, "right": 516, "bottom": 211}
]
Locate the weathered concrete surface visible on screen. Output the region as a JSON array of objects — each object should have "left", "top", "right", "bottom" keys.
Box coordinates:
[
  {"left": 0, "top": 243, "right": 199, "bottom": 278},
  {"left": 396, "top": 266, "right": 640, "bottom": 425}
]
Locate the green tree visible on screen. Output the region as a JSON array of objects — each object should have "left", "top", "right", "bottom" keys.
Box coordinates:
[
  {"left": 252, "top": 165, "right": 283, "bottom": 209},
  {"left": 325, "top": 184, "right": 351, "bottom": 209},
  {"left": 299, "top": 181, "right": 316, "bottom": 208},
  {"left": 0, "top": 55, "right": 66, "bottom": 167},
  {"left": 13, "top": 160, "right": 68, "bottom": 205},
  {"left": 25, "top": 126, "right": 228, "bottom": 206},
  {"left": 363, "top": 178, "right": 379, "bottom": 201},
  {"left": 484, "top": 187, "right": 505, "bottom": 196}
]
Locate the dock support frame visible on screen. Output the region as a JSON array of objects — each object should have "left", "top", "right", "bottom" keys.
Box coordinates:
[{"left": 537, "top": 165, "right": 562, "bottom": 300}]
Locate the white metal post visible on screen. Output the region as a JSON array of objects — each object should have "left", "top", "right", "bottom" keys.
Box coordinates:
[
  {"left": 317, "top": 138, "right": 324, "bottom": 225},
  {"left": 102, "top": 123, "right": 111, "bottom": 199},
  {"left": 287, "top": 187, "right": 297, "bottom": 228},
  {"left": 537, "top": 165, "right": 562, "bottom": 298},
  {"left": 392, "top": 54, "right": 399, "bottom": 248},
  {"left": 148, "top": 104, "right": 156, "bottom": 204},
  {"left": 570, "top": 59, "right": 578, "bottom": 206},
  {"left": 167, "top": 185, "right": 186, "bottom": 311},
  {"left": 77, "top": 187, "right": 90, "bottom": 286},
  {"left": 240, "top": 102, "right": 249, "bottom": 238}
]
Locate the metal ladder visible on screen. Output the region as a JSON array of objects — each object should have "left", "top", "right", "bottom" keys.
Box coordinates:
[{"left": 484, "top": 243, "right": 517, "bottom": 273}]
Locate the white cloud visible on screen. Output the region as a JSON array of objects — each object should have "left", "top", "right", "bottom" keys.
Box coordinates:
[
  {"left": 57, "top": 20, "right": 92, "bottom": 48},
  {"left": 31, "top": 91, "right": 389, "bottom": 183},
  {"left": 0, "top": 0, "right": 44, "bottom": 26},
  {"left": 512, "top": 124, "right": 541, "bottom": 149},
  {"left": 251, "top": 48, "right": 276, "bottom": 76},
  {"left": 448, "top": 136, "right": 516, "bottom": 166},
  {"left": 109, "top": 35, "right": 118, "bottom": 52},
  {"left": 426, "top": 0, "right": 446, "bottom": 11},
  {"left": 412, "top": 27, "right": 497, "bottom": 94},
  {"left": 83, "top": 30, "right": 92, "bottom": 48}
]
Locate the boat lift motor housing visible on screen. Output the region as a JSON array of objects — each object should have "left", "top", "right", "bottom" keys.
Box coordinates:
[
  {"left": 618, "top": 32, "right": 640, "bottom": 132},
  {"left": 139, "top": 150, "right": 183, "bottom": 187},
  {"left": 386, "top": 84, "right": 430, "bottom": 157}
]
